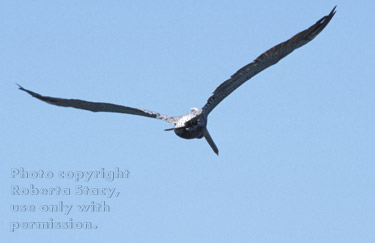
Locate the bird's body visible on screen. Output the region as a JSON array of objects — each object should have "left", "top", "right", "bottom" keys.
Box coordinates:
[
  {"left": 19, "top": 7, "right": 336, "bottom": 155},
  {"left": 173, "top": 108, "right": 206, "bottom": 139}
]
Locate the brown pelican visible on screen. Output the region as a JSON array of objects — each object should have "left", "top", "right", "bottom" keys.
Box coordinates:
[{"left": 18, "top": 7, "right": 336, "bottom": 155}]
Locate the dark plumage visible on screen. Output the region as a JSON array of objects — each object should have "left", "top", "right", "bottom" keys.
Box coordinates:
[{"left": 19, "top": 7, "right": 336, "bottom": 155}]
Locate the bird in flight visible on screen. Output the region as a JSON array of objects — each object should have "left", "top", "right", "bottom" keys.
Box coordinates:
[{"left": 19, "top": 7, "right": 336, "bottom": 155}]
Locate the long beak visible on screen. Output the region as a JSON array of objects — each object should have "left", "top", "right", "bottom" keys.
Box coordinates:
[
  {"left": 164, "top": 128, "right": 174, "bottom": 131},
  {"left": 204, "top": 129, "right": 219, "bottom": 155}
]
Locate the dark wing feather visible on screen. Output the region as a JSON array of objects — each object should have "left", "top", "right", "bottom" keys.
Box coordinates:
[
  {"left": 18, "top": 85, "right": 176, "bottom": 124},
  {"left": 202, "top": 6, "right": 336, "bottom": 115}
]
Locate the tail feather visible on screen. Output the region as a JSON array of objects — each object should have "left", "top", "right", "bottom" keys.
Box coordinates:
[{"left": 204, "top": 129, "right": 219, "bottom": 155}]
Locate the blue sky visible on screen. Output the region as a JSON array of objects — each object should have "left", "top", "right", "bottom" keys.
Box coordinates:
[{"left": 2, "top": 1, "right": 375, "bottom": 242}]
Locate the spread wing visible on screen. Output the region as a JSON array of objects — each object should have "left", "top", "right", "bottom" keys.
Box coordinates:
[
  {"left": 202, "top": 6, "right": 336, "bottom": 115},
  {"left": 18, "top": 85, "right": 177, "bottom": 124}
]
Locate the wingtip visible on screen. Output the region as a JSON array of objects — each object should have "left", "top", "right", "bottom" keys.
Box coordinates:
[
  {"left": 324, "top": 6, "right": 336, "bottom": 20},
  {"left": 331, "top": 5, "right": 337, "bottom": 15},
  {"left": 321, "top": 6, "right": 337, "bottom": 23},
  {"left": 16, "top": 84, "right": 41, "bottom": 99},
  {"left": 17, "top": 84, "right": 33, "bottom": 95},
  {"left": 16, "top": 83, "right": 24, "bottom": 90}
]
